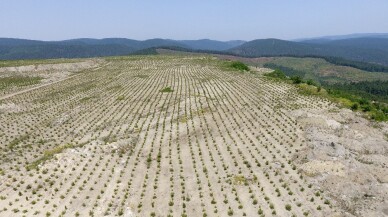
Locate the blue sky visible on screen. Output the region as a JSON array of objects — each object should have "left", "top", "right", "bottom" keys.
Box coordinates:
[{"left": 1, "top": 0, "right": 387, "bottom": 41}]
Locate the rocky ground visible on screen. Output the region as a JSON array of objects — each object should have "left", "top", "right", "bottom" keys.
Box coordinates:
[{"left": 291, "top": 108, "right": 388, "bottom": 217}]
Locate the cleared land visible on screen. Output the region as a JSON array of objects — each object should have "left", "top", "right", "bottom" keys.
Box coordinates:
[
  {"left": 0, "top": 55, "right": 387, "bottom": 217},
  {"left": 215, "top": 55, "right": 388, "bottom": 83}
]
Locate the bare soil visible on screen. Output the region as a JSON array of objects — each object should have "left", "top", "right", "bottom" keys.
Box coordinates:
[{"left": 0, "top": 55, "right": 386, "bottom": 217}]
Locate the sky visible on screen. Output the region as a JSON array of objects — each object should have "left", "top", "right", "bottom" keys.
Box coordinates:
[{"left": 1, "top": 0, "right": 388, "bottom": 41}]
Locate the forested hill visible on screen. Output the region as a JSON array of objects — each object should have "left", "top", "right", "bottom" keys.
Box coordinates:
[
  {"left": 227, "top": 38, "right": 388, "bottom": 66},
  {"left": 2, "top": 37, "right": 388, "bottom": 68},
  {"left": 0, "top": 38, "right": 244, "bottom": 60}
]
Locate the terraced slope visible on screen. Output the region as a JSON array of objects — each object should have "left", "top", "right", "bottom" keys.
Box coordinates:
[{"left": 0, "top": 55, "right": 386, "bottom": 217}]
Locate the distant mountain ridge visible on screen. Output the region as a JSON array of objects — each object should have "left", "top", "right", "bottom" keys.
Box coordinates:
[
  {"left": 294, "top": 33, "right": 388, "bottom": 41},
  {"left": 179, "top": 39, "right": 245, "bottom": 51},
  {"left": 1, "top": 35, "right": 388, "bottom": 67},
  {"left": 301, "top": 37, "right": 388, "bottom": 53},
  {"left": 227, "top": 38, "right": 388, "bottom": 66},
  {"left": 0, "top": 38, "right": 245, "bottom": 60}
]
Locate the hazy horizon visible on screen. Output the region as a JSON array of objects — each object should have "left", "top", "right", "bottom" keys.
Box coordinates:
[
  {"left": 1, "top": 0, "right": 388, "bottom": 41},
  {"left": 2, "top": 32, "right": 388, "bottom": 42}
]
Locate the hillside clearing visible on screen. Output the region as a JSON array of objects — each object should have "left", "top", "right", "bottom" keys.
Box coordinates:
[{"left": 0, "top": 55, "right": 386, "bottom": 217}]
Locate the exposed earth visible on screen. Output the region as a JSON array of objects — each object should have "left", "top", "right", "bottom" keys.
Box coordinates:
[{"left": 0, "top": 55, "right": 387, "bottom": 217}]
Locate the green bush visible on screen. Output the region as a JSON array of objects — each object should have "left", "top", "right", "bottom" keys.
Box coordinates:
[
  {"left": 359, "top": 98, "right": 369, "bottom": 105},
  {"left": 266, "top": 62, "right": 388, "bottom": 122},
  {"left": 291, "top": 76, "right": 303, "bottom": 84},
  {"left": 285, "top": 204, "right": 292, "bottom": 211},
  {"left": 351, "top": 103, "right": 359, "bottom": 111},
  {"left": 265, "top": 69, "right": 287, "bottom": 79},
  {"left": 306, "top": 79, "right": 316, "bottom": 86},
  {"left": 160, "top": 87, "right": 173, "bottom": 93},
  {"left": 362, "top": 105, "right": 371, "bottom": 112},
  {"left": 230, "top": 61, "right": 249, "bottom": 71},
  {"left": 371, "top": 110, "right": 388, "bottom": 121}
]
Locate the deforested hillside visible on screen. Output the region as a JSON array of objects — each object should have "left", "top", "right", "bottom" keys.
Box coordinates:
[
  {"left": 228, "top": 38, "right": 388, "bottom": 66},
  {"left": 301, "top": 37, "right": 388, "bottom": 52},
  {"left": 0, "top": 55, "right": 387, "bottom": 217}
]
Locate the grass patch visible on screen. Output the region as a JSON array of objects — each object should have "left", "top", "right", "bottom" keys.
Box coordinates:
[
  {"left": 27, "top": 144, "right": 75, "bottom": 170},
  {"left": 160, "top": 87, "right": 173, "bottom": 93},
  {"left": 229, "top": 61, "right": 250, "bottom": 72},
  {"left": 179, "top": 115, "right": 188, "bottom": 123},
  {"left": 233, "top": 175, "right": 248, "bottom": 185},
  {"left": 265, "top": 68, "right": 388, "bottom": 122},
  {"left": 0, "top": 59, "right": 81, "bottom": 68},
  {"left": 116, "top": 95, "right": 125, "bottom": 100},
  {"left": 262, "top": 57, "right": 388, "bottom": 83},
  {"left": 326, "top": 89, "right": 388, "bottom": 121},
  {"left": 297, "top": 83, "right": 326, "bottom": 96},
  {"left": 8, "top": 135, "right": 29, "bottom": 150},
  {"left": 80, "top": 96, "right": 96, "bottom": 103},
  {"left": 265, "top": 69, "right": 287, "bottom": 80},
  {"left": 134, "top": 74, "right": 149, "bottom": 79},
  {"left": 0, "top": 76, "right": 42, "bottom": 90},
  {"left": 102, "top": 135, "right": 117, "bottom": 144}
]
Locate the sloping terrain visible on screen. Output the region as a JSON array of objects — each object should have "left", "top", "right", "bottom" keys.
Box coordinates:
[
  {"left": 179, "top": 39, "right": 245, "bottom": 51},
  {"left": 0, "top": 59, "right": 103, "bottom": 98},
  {"left": 256, "top": 57, "right": 388, "bottom": 83},
  {"left": 0, "top": 55, "right": 386, "bottom": 217},
  {"left": 228, "top": 39, "right": 388, "bottom": 66},
  {"left": 214, "top": 56, "right": 388, "bottom": 83},
  {"left": 292, "top": 108, "right": 388, "bottom": 217},
  {"left": 0, "top": 38, "right": 244, "bottom": 60},
  {"left": 3, "top": 37, "right": 388, "bottom": 67},
  {"left": 295, "top": 33, "right": 388, "bottom": 41},
  {"left": 302, "top": 38, "right": 388, "bottom": 52}
]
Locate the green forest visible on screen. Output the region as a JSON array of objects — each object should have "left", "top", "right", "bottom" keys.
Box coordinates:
[{"left": 264, "top": 68, "right": 388, "bottom": 121}]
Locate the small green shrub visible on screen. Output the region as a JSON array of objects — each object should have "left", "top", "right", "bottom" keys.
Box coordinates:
[
  {"left": 291, "top": 76, "right": 303, "bottom": 84},
  {"left": 285, "top": 204, "right": 291, "bottom": 211},
  {"left": 227, "top": 208, "right": 234, "bottom": 216},
  {"left": 362, "top": 104, "right": 371, "bottom": 112},
  {"left": 230, "top": 61, "right": 249, "bottom": 71},
  {"left": 371, "top": 110, "right": 388, "bottom": 121},
  {"left": 160, "top": 87, "right": 173, "bottom": 93},
  {"left": 306, "top": 79, "right": 316, "bottom": 86},
  {"left": 265, "top": 69, "right": 287, "bottom": 79},
  {"left": 351, "top": 103, "right": 359, "bottom": 111}
]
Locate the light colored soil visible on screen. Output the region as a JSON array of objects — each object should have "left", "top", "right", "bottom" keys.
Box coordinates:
[
  {"left": 0, "top": 59, "right": 102, "bottom": 74},
  {"left": 291, "top": 108, "right": 388, "bottom": 217},
  {"left": 0, "top": 59, "right": 104, "bottom": 98},
  {"left": 0, "top": 55, "right": 385, "bottom": 217}
]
